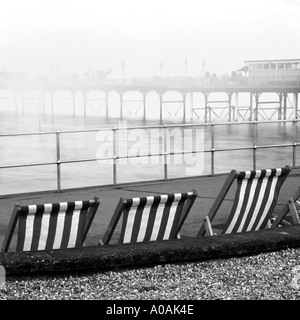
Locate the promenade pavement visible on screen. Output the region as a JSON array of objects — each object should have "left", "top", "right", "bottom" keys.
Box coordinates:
[{"left": 1, "top": 167, "right": 300, "bottom": 249}]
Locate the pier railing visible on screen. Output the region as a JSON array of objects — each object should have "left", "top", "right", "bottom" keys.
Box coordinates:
[{"left": 0, "top": 119, "right": 299, "bottom": 194}]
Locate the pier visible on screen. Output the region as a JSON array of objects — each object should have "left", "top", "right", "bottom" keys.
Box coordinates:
[
  {"left": 0, "top": 81, "right": 299, "bottom": 123},
  {"left": 1, "top": 80, "right": 300, "bottom": 196}
]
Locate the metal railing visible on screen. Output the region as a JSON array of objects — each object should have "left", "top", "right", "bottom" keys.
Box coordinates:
[{"left": 0, "top": 119, "right": 299, "bottom": 193}]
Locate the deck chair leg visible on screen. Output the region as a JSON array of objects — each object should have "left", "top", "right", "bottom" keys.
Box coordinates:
[
  {"left": 288, "top": 198, "right": 300, "bottom": 224},
  {"left": 204, "top": 216, "right": 214, "bottom": 236},
  {"left": 1, "top": 204, "right": 20, "bottom": 252},
  {"left": 99, "top": 197, "right": 126, "bottom": 245},
  {"left": 271, "top": 197, "right": 300, "bottom": 228},
  {"left": 267, "top": 218, "right": 273, "bottom": 229},
  {"left": 197, "top": 170, "right": 237, "bottom": 238},
  {"left": 82, "top": 196, "right": 100, "bottom": 244}
]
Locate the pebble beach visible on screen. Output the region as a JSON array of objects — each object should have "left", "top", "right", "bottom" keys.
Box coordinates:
[{"left": 1, "top": 247, "right": 300, "bottom": 300}]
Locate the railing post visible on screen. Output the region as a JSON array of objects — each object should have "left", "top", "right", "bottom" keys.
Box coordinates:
[
  {"left": 112, "top": 127, "right": 117, "bottom": 185},
  {"left": 253, "top": 121, "right": 258, "bottom": 170},
  {"left": 182, "top": 92, "right": 186, "bottom": 123},
  {"left": 56, "top": 131, "right": 62, "bottom": 192},
  {"left": 211, "top": 123, "right": 215, "bottom": 175},
  {"left": 163, "top": 125, "right": 168, "bottom": 180},
  {"left": 293, "top": 119, "right": 297, "bottom": 167}
]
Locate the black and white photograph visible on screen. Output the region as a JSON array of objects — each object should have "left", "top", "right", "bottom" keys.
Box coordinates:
[{"left": 0, "top": 0, "right": 300, "bottom": 305}]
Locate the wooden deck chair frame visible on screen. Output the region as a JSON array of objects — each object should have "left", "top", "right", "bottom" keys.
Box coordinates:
[
  {"left": 1, "top": 196, "right": 100, "bottom": 252},
  {"left": 197, "top": 165, "right": 291, "bottom": 237},
  {"left": 270, "top": 186, "right": 300, "bottom": 227},
  {"left": 100, "top": 190, "right": 197, "bottom": 245}
]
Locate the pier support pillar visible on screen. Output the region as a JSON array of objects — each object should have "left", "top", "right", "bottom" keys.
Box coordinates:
[
  {"left": 183, "top": 92, "right": 186, "bottom": 123},
  {"left": 278, "top": 93, "right": 283, "bottom": 120},
  {"left": 249, "top": 92, "right": 253, "bottom": 121},
  {"left": 73, "top": 91, "right": 77, "bottom": 117},
  {"left": 105, "top": 91, "right": 109, "bottom": 119},
  {"left": 283, "top": 93, "right": 288, "bottom": 120},
  {"left": 50, "top": 91, "right": 54, "bottom": 119},
  {"left": 227, "top": 92, "right": 233, "bottom": 122},
  {"left": 159, "top": 93, "right": 163, "bottom": 123},
  {"left": 83, "top": 91, "right": 87, "bottom": 118},
  {"left": 120, "top": 92, "right": 123, "bottom": 120},
  {"left": 190, "top": 91, "right": 194, "bottom": 121},
  {"left": 293, "top": 92, "right": 298, "bottom": 119},
  {"left": 204, "top": 93, "right": 209, "bottom": 123},
  {"left": 14, "top": 91, "right": 18, "bottom": 115},
  {"left": 21, "top": 91, "right": 24, "bottom": 115},
  {"left": 254, "top": 93, "right": 260, "bottom": 121},
  {"left": 142, "top": 92, "right": 146, "bottom": 122},
  {"left": 41, "top": 90, "right": 46, "bottom": 116},
  {"left": 234, "top": 92, "right": 239, "bottom": 122}
]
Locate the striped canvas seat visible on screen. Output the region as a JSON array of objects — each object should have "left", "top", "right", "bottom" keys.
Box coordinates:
[
  {"left": 1, "top": 197, "right": 100, "bottom": 252},
  {"left": 100, "top": 190, "right": 197, "bottom": 245},
  {"left": 197, "top": 165, "right": 291, "bottom": 237}
]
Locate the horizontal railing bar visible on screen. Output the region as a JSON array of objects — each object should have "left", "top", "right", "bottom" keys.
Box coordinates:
[
  {"left": 58, "top": 127, "right": 113, "bottom": 134},
  {"left": 258, "top": 101, "right": 281, "bottom": 104},
  {"left": 123, "top": 100, "right": 144, "bottom": 102},
  {"left": 0, "top": 131, "right": 57, "bottom": 137},
  {"left": 257, "top": 107, "right": 282, "bottom": 110},
  {"left": 0, "top": 161, "right": 56, "bottom": 169},
  {"left": 1, "top": 119, "right": 299, "bottom": 137},
  {"left": 162, "top": 100, "right": 184, "bottom": 103},
  {"left": 86, "top": 98, "right": 106, "bottom": 101},
  {"left": 207, "top": 100, "right": 230, "bottom": 103},
  {"left": 52, "top": 97, "right": 73, "bottom": 100},
  {"left": 0, "top": 140, "right": 299, "bottom": 169},
  {"left": 254, "top": 143, "right": 295, "bottom": 149}
]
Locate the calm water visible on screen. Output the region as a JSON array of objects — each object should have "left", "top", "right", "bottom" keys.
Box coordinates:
[{"left": 0, "top": 89, "right": 298, "bottom": 195}]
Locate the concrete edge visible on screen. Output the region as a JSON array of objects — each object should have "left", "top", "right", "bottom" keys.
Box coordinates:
[{"left": 1, "top": 224, "right": 300, "bottom": 276}]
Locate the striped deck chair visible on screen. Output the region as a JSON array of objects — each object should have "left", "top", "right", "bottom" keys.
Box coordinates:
[
  {"left": 1, "top": 197, "right": 100, "bottom": 252},
  {"left": 100, "top": 190, "right": 197, "bottom": 245},
  {"left": 197, "top": 165, "right": 291, "bottom": 237}
]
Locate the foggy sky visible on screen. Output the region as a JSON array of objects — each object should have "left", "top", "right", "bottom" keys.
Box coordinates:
[{"left": 1, "top": 0, "right": 300, "bottom": 79}]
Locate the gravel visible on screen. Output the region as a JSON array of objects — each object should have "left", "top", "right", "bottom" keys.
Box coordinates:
[{"left": 1, "top": 247, "right": 300, "bottom": 300}]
